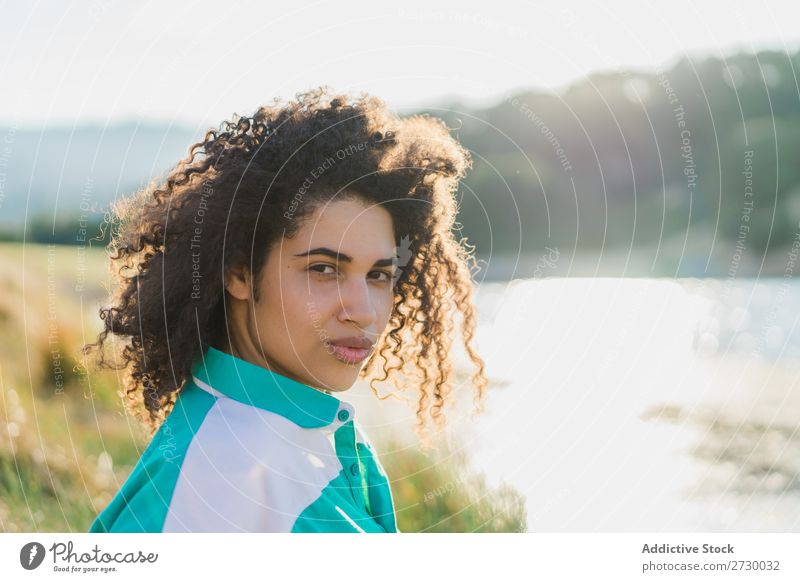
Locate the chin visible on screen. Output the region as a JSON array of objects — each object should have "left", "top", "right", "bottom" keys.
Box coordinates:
[{"left": 320, "top": 368, "right": 360, "bottom": 392}]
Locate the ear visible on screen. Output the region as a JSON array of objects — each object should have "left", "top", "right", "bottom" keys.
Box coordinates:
[{"left": 224, "top": 262, "right": 252, "bottom": 302}]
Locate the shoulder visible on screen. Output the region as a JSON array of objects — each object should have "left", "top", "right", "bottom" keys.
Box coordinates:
[
  {"left": 88, "top": 388, "right": 215, "bottom": 533},
  {"left": 352, "top": 419, "right": 376, "bottom": 449},
  {"left": 160, "top": 395, "right": 343, "bottom": 532}
]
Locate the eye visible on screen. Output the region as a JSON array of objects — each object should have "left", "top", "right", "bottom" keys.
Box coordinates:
[
  {"left": 308, "top": 264, "right": 337, "bottom": 276},
  {"left": 369, "top": 270, "right": 394, "bottom": 283}
]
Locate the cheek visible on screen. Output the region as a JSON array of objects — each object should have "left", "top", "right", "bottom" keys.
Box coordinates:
[
  {"left": 284, "top": 277, "right": 332, "bottom": 339},
  {"left": 256, "top": 274, "right": 315, "bottom": 332},
  {"left": 377, "top": 289, "right": 395, "bottom": 326}
]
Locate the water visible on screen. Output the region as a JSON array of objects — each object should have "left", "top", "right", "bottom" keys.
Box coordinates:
[{"left": 354, "top": 277, "right": 800, "bottom": 531}]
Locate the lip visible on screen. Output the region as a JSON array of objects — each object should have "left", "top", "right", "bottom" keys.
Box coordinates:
[{"left": 326, "top": 336, "right": 374, "bottom": 365}]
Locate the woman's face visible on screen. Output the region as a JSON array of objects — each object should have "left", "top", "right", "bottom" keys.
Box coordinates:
[{"left": 225, "top": 196, "right": 398, "bottom": 393}]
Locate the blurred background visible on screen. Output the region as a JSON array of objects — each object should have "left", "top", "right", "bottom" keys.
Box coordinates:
[{"left": 1, "top": 0, "right": 799, "bottom": 532}]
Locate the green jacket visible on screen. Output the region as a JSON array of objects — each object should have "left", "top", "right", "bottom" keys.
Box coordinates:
[{"left": 90, "top": 346, "right": 399, "bottom": 532}]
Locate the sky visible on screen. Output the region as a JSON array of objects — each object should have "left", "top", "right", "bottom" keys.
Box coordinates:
[{"left": 1, "top": 0, "right": 799, "bottom": 129}]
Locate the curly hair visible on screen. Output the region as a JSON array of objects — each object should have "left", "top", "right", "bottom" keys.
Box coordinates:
[{"left": 83, "top": 86, "right": 488, "bottom": 449}]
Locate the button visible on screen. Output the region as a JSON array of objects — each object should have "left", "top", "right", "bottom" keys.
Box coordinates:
[
  {"left": 350, "top": 463, "right": 359, "bottom": 476},
  {"left": 337, "top": 409, "right": 350, "bottom": 422}
]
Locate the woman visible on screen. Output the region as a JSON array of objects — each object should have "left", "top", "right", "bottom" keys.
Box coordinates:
[{"left": 85, "top": 87, "right": 488, "bottom": 532}]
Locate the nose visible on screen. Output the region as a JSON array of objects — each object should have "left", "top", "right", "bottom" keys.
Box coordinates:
[{"left": 337, "top": 276, "right": 377, "bottom": 328}]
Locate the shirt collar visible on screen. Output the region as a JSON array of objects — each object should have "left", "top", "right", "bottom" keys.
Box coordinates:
[{"left": 189, "top": 346, "right": 355, "bottom": 430}]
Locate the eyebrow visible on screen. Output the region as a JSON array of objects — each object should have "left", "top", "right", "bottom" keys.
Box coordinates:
[{"left": 293, "top": 247, "right": 398, "bottom": 267}]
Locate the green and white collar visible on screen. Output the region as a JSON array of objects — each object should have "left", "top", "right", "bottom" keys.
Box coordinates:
[{"left": 190, "top": 346, "right": 355, "bottom": 429}]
